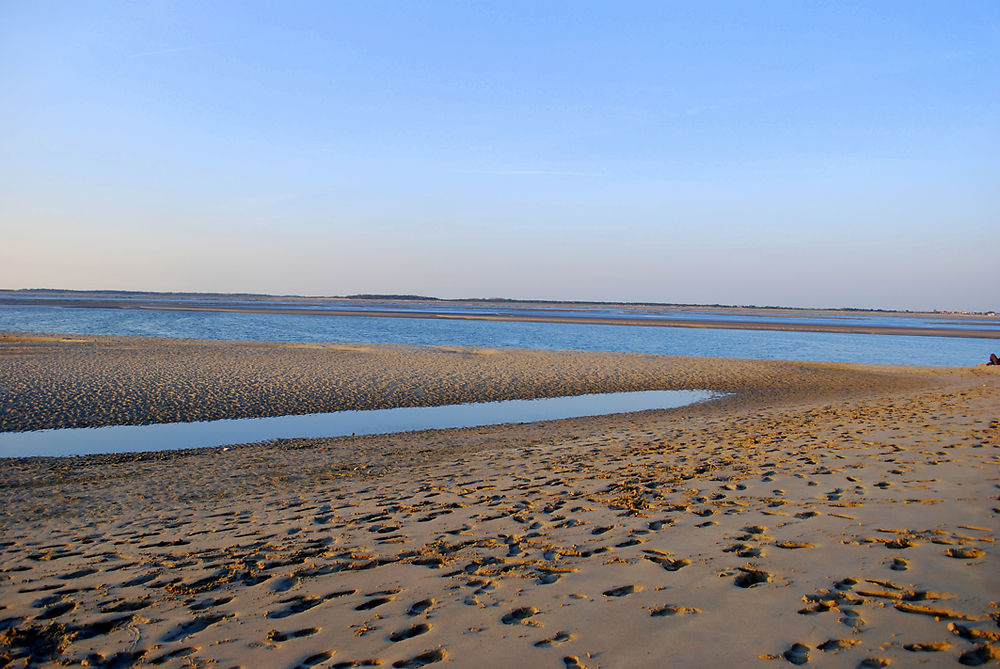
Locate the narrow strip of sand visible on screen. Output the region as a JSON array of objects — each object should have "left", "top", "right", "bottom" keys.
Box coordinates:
[
  {"left": 0, "top": 332, "right": 931, "bottom": 432},
  {"left": 0, "top": 334, "right": 996, "bottom": 668},
  {"left": 138, "top": 305, "right": 1000, "bottom": 338}
]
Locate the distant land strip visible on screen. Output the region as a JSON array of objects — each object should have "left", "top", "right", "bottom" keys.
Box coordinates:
[
  {"left": 12, "top": 298, "right": 993, "bottom": 338},
  {"left": 136, "top": 307, "right": 1000, "bottom": 338}
]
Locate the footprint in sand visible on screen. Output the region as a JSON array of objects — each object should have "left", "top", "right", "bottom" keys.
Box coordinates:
[
  {"left": 774, "top": 541, "right": 814, "bottom": 549},
  {"left": 37, "top": 601, "right": 76, "bottom": 620},
  {"left": 267, "top": 627, "right": 319, "bottom": 642},
  {"left": 535, "top": 631, "right": 574, "bottom": 647},
  {"left": 817, "top": 639, "right": 861, "bottom": 652},
  {"left": 649, "top": 605, "right": 700, "bottom": 617},
  {"left": 838, "top": 609, "right": 865, "bottom": 629},
  {"left": 643, "top": 554, "right": 692, "bottom": 571},
  {"left": 121, "top": 572, "right": 159, "bottom": 587},
  {"left": 407, "top": 599, "right": 435, "bottom": 617},
  {"left": 392, "top": 648, "right": 446, "bottom": 668},
  {"left": 148, "top": 647, "right": 197, "bottom": 665},
  {"left": 161, "top": 614, "right": 227, "bottom": 642},
  {"left": 946, "top": 547, "right": 984, "bottom": 559},
  {"left": 889, "top": 557, "right": 908, "bottom": 571},
  {"left": 563, "top": 657, "right": 588, "bottom": 669},
  {"left": 958, "top": 645, "right": 999, "bottom": 666},
  {"left": 902, "top": 641, "right": 950, "bottom": 652},
  {"left": 189, "top": 595, "right": 233, "bottom": 612},
  {"left": 389, "top": 623, "right": 430, "bottom": 642},
  {"left": 537, "top": 570, "right": 569, "bottom": 585},
  {"left": 32, "top": 594, "right": 66, "bottom": 608},
  {"left": 57, "top": 568, "right": 97, "bottom": 580},
  {"left": 269, "top": 596, "right": 324, "bottom": 619},
  {"left": 947, "top": 622, "right": 1000, "bottom": 642},
  {"left": 355, "top": 596, "right": 394, "bottom": 611},
  {"left": 0, "top": 617, "right": 25, "bottom": 631},
  {"left": 297, "top": 650, "right": 334, "bottom": 668},
  {"left": 501, "top": 607, "right": 540, "bottom": 625},
  {"left": 782, "top": 643, "right": 810, "bottom": 665},
  {"left": 734, "top": 569, "right": 770, "bottom": 588},
  {"left": 99, "top": 599, "right": 151, "bottom": 613},
  {"left": 603, "top": 585, "right": 641, "bottom": 598}
]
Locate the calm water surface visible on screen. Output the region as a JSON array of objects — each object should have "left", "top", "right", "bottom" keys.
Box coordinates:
[
  {"left": 0, "top": 304, "right": 993, "bottom": 366},
  {"left": 0, "top": 389, "right": 714, "bottom": 458},
  {"left": 6, "top": 294, "right": 997, "bottom": 330}
]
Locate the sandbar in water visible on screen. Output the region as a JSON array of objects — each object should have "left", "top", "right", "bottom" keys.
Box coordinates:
[{"left": 0, "top": 389, "right": 715, "bottom": 458}]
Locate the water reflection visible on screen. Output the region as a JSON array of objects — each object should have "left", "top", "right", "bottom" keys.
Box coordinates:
[{"left": 0, "top": 389, "right": 715, "bottom": 458}]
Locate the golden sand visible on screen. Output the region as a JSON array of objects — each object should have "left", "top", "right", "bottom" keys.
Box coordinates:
[
  {"left": 0, "top": 333, "right": 922, "bottom": 432},
  {"left": 0, "top": 333, "right": 997, "bottom": 667}
]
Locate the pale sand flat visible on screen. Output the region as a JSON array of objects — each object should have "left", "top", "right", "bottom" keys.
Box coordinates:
[
  {"left": 0, "top": 331, "right": 934, "bottom": 432},
  {"left": 0, "top": 335, "right": 997, "bottom": 667}
]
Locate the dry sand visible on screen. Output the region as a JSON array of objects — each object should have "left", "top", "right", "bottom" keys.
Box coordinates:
[{"left": 0, "top": 334, "right": 998, "bottom": 668}]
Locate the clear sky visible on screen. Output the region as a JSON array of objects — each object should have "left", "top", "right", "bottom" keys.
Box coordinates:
[{"left": 2, "top": 1, "right": 997, "bottom": 311}]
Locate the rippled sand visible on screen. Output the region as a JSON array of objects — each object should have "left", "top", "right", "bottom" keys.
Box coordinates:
[
  {"left": 0, "top": 333, "right": 919, "bottom": 432},
  {"left": 0, "top": 333, "right": 997, "bottom": 668}
]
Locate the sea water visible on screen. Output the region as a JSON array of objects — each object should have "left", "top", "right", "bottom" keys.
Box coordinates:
[
  {"left": 0, "top": 303, "right": 994, "bottom": 366},
  {"left": 0, "top": 389, "right": 714, "bottom": 458}
]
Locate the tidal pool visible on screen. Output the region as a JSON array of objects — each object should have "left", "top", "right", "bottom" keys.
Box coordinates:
[{"left": 0, "top": 389, "right": 716, "bottom": 458}]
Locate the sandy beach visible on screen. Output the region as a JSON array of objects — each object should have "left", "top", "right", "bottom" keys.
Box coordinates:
[{"left": 1, "top": 334, "right": 998, "bottom": 668}]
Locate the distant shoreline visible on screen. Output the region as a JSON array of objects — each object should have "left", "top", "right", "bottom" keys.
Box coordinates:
[{"left": 1, "top": 289, "right": 997, "bottom": 318}]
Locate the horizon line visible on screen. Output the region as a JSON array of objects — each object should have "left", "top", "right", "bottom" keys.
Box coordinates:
[{"left": 0, "top": 287, "right": 996, "bottom": 316}]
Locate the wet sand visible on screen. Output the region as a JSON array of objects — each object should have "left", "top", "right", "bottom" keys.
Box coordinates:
[
  {"left": 0, "top": 334, "right": 998, "bottom": 668},
  {"left": 0, "top": 333, "right": 917, "bottom": 432}
]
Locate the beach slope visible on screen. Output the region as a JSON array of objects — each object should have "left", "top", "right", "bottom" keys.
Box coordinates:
[{"left": 0, "top": 335, "right": 997, "bottom": 667}]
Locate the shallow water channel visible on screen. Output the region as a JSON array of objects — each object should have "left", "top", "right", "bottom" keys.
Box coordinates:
[{"left": 0, "top": 389, "right": 715, "bottom": 458}]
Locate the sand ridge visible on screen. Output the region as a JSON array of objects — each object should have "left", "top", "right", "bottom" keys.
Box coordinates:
[{"left": 0, "top": 332, "right": 929, "bottom": 433}]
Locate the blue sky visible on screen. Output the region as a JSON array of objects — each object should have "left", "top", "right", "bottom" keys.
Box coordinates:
[{"left": 2, "top": 1, "right": 997, "bottom": 310}]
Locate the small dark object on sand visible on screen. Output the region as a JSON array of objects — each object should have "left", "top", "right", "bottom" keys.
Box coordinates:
[{"left": 988, "top": 353, "right": 1000, "bottom": 365}]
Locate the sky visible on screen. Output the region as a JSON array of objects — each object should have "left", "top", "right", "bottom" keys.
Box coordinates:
[{"left": 1, "top": 1, "right": 998, "bottom": 311}]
